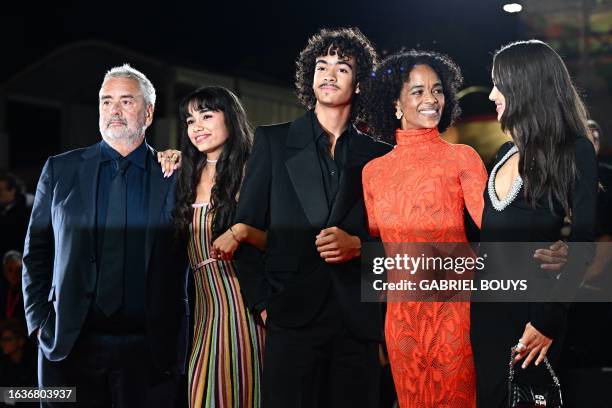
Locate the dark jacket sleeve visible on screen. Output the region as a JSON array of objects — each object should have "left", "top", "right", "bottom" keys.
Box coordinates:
[
  {"left": 530, "top": 137, "right": 598, "bottom": 339},
  {"left": 22, "top": 158, "right": 55, "bottom": 337},
  {"left": 233, "top": 126, "right": 273, "bottom": 311}
]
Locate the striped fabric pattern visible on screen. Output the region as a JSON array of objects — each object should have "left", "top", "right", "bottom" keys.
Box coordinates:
[{"left": 187, "top": 203, "right": 265, "bottom": 408}]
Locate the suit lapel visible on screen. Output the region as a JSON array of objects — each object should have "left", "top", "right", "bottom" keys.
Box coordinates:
[
  {"left": 285, "top": 113, "right": 329, "bottom": 229},
  {"left": 78, "top": 144, "right": 101, "bottom": 257},
  {"left": 145, "top": 144, "right": 171, "bottom": 276}
]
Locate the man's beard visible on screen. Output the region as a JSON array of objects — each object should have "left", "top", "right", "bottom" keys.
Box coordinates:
[{"left": 100, "top": 115, "right": 146, "bottom": 145}]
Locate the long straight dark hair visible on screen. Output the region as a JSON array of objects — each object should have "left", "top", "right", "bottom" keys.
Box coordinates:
[
  {"left": 492, "top": 40, "right": 590, "bottom": 213},
  {"left": 174, "top": 86, "right": 252, "bottom": 239}
]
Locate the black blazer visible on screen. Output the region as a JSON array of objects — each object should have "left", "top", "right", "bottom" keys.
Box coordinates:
[
  {"left": 22, "top": 142, "right": 189, "bottom": 374},
  {"left": 234, "top": 112, "right": 391, "bottom": 341}
]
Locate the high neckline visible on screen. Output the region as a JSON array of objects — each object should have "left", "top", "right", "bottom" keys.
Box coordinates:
[{"left": 395, "top": 127, "right": 440, "bottom": 146}]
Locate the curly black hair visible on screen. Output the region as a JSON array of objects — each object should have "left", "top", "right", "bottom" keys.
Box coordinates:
[
  {"left": 362, "top": 50, "right": 463, "bottom": 142},
  {"left": 295, "top": 27, "right": 378, "bottom": 121},
  {"left": 173, "top": 86, "right": 252, "bottom": 240}
]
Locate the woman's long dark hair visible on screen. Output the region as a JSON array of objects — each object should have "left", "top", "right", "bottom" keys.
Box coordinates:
[
  {"left": 493, "top": 40, "right": 590, "bottom": 214},
  {"left": 174, "top": 86, "right": 252, "bottom": 239},
  {"left": 362, "top": 50, "right": 463, "bottom": 142}
]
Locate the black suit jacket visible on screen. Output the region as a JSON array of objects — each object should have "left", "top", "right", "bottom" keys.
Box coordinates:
[
  {"left": 22, "top": 141, "right": 189, "bottom": 374},
  {"left": 234, "top": 111, "right": 391, "bottom": 341}
]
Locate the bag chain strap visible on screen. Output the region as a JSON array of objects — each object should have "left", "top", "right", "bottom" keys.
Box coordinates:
[{"left": 508, "top": 347, "right": 561, "bottom": 387}]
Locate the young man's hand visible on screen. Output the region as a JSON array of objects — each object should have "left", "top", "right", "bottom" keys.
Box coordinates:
[{"left": 315, "top": 227, "right": 361, "bottom": 263}]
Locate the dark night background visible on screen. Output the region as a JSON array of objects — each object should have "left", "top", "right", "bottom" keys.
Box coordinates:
[
  {"left": 1, "top": 0, "right": 542, "bottom": 188},
  {"left": 1, "top": 0, "right": 519, "bottom": 89}
]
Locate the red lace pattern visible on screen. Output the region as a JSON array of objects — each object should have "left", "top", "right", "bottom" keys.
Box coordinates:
[{"left": 363, "top": 128, "right": 487, "bottom": 407}]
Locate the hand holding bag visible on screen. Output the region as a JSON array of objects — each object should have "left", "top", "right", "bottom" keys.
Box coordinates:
[{"left": 508, "top": 347, "right": 563, "bottom": 407}]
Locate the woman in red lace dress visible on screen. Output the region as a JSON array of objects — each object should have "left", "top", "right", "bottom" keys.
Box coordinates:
[{"left": 362, "top": 51, "right": 487, "bottom": 407}]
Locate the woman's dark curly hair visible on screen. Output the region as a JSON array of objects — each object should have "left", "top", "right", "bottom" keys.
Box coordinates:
[
  {"left": 295, "top": 27, "right": 378, "bottom": 121},
  {"left": 173, "top": 86, "right": 252, "bottom": 240},
  {"left": 362, "top": 50, "right": 463, "bottom": 142}
]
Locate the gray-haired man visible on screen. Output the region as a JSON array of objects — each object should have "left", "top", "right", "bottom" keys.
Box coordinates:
[{"left": 22, "top": 64, "right": 188, "bottom": 407}]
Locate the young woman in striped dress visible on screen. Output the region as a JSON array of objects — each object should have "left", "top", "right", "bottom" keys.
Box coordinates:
[{"left": 172, "top": 86, "right": 266, "bottom": 408}]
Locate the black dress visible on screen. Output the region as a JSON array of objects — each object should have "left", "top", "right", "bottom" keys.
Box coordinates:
[{"left": 470, "top": 138, "right": 598, "bottom": 407}]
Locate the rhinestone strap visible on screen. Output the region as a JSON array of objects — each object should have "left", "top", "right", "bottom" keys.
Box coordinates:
[
  {"left": 509, "top": 347, "right": 561, "bottom": 387},
  {"left": 488, "top": 145, "right": 522, "bottom": 211}
]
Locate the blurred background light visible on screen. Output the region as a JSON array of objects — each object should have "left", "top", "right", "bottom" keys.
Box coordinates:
[{"left": 503, "top": 3, "right": 523, "bottom": 13}]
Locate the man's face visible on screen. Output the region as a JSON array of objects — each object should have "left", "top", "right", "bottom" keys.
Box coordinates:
[
  {"left": 312, "top": 52, "right": 358, "bottom": 108},
  {"left": 0, "top": 181, "right": 16, "bottom": 206},
  {"left": 98, "top": 77, "right": 153, "bottom": 145},
  {"left": 3, "top": 259, "right": 22, "bottom": 288}
]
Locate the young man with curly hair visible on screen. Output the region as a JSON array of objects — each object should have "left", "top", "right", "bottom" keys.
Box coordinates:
[{"left": 233, "top": 27, "right": 391, "bottom": 407}]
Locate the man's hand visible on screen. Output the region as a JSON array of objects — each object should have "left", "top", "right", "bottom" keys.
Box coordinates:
[
  {"left": 533, "top": 240, "right": 568, "bottom": 271},
  {"left": 315, "top": 227, "right": 361, "bottom": 263}
]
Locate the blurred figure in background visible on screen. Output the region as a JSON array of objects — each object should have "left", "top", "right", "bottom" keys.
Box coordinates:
[
  {"left": 0, "top": 173, "right": 30, "bottom": 257},
  {"left": 563, "top": 119, "right": 612, "bottom": 369},
  {"left": 0, "top": 319, "right": 37, "bottom": 387},
  {"left": 583, "top": 119, "right": 612, "bottom": 289},
  {"left": 586, "top": 119, "right": 612, "bottom": 242},
  {"left": 1, "top": 250, "right": 24, "bottom": 322}
]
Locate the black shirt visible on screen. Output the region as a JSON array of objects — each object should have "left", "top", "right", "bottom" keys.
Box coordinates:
[
  {"left": 311, "top": 111, "right": 351, "bottom": 208},
  {"left": 89, "top": 140, "right": 149, "bottom": 333}
]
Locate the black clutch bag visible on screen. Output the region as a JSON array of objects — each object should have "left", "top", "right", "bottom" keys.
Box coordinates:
[{"left": 508, "top": 348, "right": 563, "bottom": 407}]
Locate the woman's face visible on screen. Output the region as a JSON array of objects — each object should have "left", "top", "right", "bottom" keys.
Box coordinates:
[
  {"left": 185, "top": 104, "right": 229, "bottom": 160},
  {"left": 395, "top": 64, "right": 445, "bottom": 130},
  {"left": 489, "top": 71, "right": 506, "bottom": 121}
]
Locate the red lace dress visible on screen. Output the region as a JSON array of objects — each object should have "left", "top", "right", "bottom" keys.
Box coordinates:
[{"left": 362, "top": 128, "right": 487, "bottom": 407}]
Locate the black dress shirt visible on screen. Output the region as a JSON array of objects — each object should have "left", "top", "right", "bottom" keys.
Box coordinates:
[
  {"left": 89, "top": 140, "right": 149, "bottom": 333},
  {"left": 312, "top": 112, "right": 351, "bottom": 208}
]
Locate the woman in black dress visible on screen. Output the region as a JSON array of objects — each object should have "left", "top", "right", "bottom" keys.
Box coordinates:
[{"left": 470, "top": 40, "right": 598, "bottom": 406}]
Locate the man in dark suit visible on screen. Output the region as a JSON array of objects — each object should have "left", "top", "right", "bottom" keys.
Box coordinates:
[
  {"left": 234, "top": 28, "right": 392, "bottom": 407},
  {"left": 22, "top": 64, "right": 188, "bottom": 407}
]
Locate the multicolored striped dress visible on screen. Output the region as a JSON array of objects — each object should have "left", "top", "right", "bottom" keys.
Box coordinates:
[{"left": 187, "top": 203, "right": 265, "bottom": 408}]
